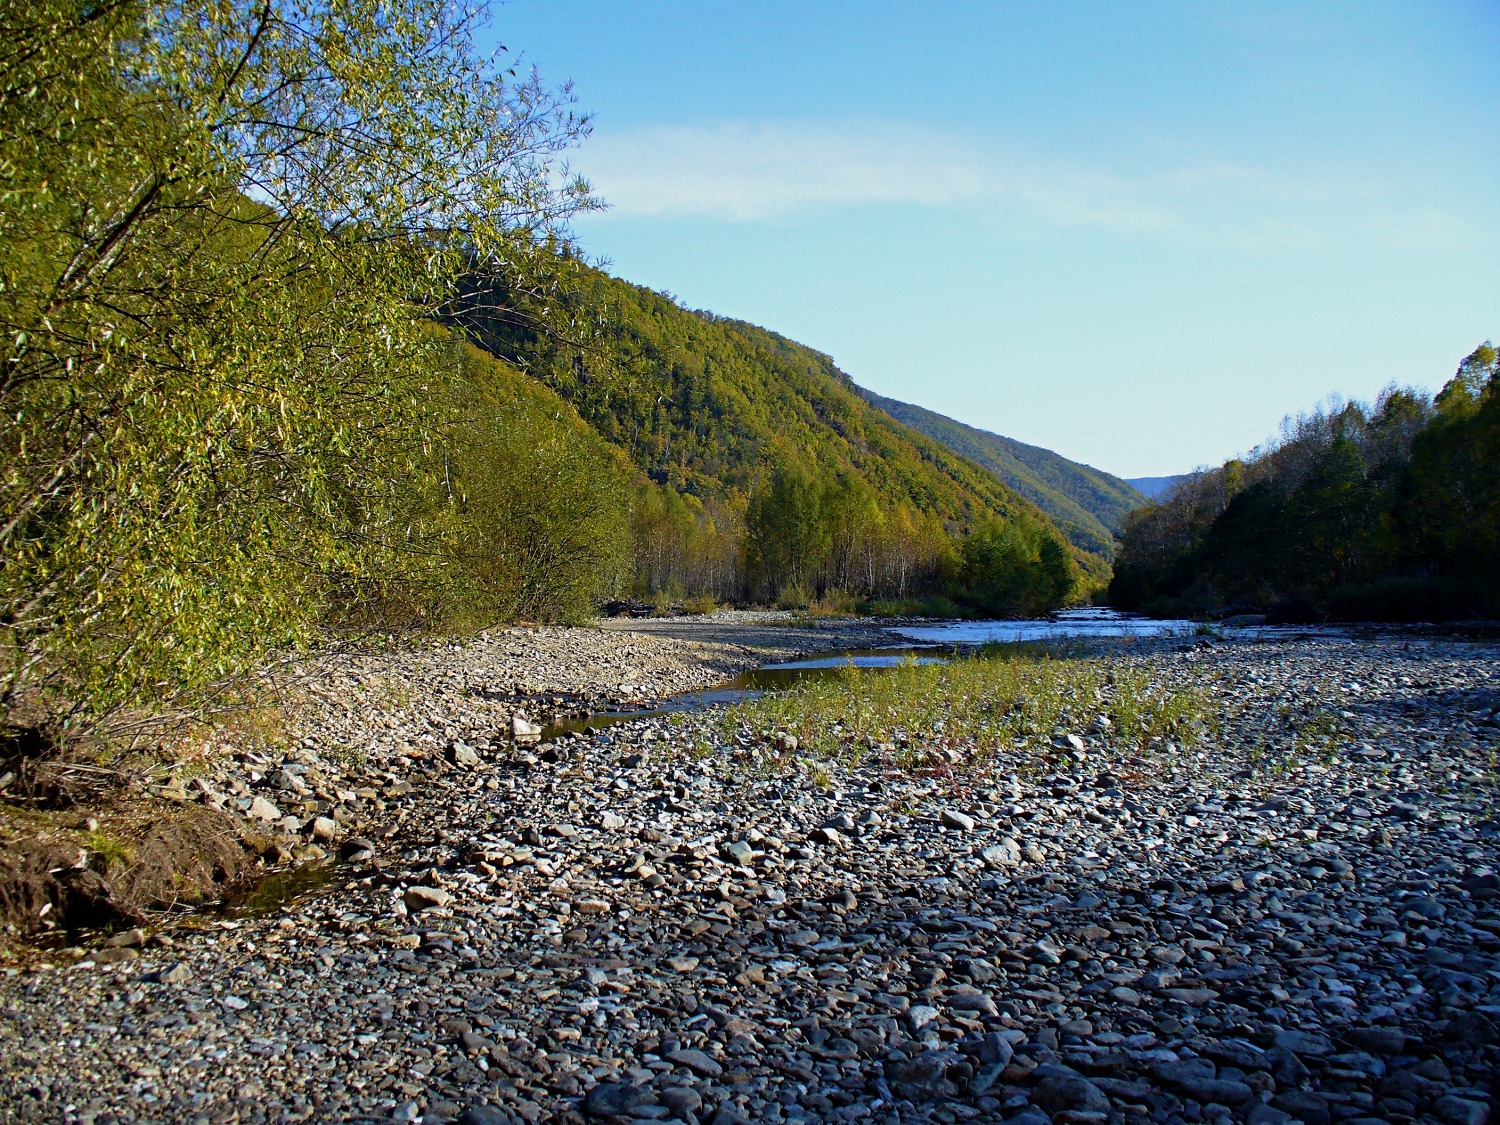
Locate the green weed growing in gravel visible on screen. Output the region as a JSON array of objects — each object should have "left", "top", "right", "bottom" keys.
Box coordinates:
[
  {"left": 723, "top": 650, "right": 1211, "bottom": 773},
  {"left": 1291, "top": 710, "right": 1343, "bottom": 761},
  {"left": 380, "top": 678, "right": 415, "bottom": 711}
]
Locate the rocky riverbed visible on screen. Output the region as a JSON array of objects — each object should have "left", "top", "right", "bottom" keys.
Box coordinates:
[{"left": 1, "top": 620, "right": 1497, "bottom": 1125}]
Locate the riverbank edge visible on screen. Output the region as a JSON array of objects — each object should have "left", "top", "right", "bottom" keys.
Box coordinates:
[{"left": 0, "top": 613, "right": 899, "bottom": 961}]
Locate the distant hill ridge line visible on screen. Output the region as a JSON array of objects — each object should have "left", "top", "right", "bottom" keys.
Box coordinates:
[{"left": 857, "top": 388, "right": 1149, "bottom": 560}]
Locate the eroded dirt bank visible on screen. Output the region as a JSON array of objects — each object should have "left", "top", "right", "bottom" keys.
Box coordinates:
[{"left": 0, "top": 621, "right": 1497, "bottom": 1125}]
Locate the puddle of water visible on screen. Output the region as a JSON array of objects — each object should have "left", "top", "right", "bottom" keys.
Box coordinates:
[
  {"left": 219, "top": 860, "right": 339, "bottom": 919},
  {"left": 892, "top": 607, "right": 1198, "bottom": 645},
  {"left": 734, "top": 647, "right": 944, "bottom": 686}
]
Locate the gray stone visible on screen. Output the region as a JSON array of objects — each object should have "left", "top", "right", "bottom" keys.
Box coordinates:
[
  {"left": 886, "top": 1049, "right": 961, "bottom": 1102},
  {"left": 339, "top": 836, "right": 377, "bottom": 861},
  {"left": 1176, "top": 1076, "right": 1254, "bottom": 1104},
  {"left": 583, "top": 1082, "right": 645, "bottom": 1118},
  {"left": 981, "top": 840, "right": 1021, "bottom": 868},
  {"left": 403, "top": 885, "right": 453, "bottom": 911},
  {"left": 1031, "top": 1074, "right": 1112, "bottom": 1117},
  {"left": 979, "top": 1031, "right": 1014, "bottom": 1067},
  {"left": 1273, "top": 1028, "right": 1334, "bottom": 1057},
  {"left": 448, "top": 741, "right": 481, "bottom": 768},
  {"left": 1445, "top": 1011, "right": 1497, "bottom": 1045},
  {"left": 949, "top": 991, "right": 999, "bottom": 1018},
  {"left": 666, "top": 1048, "right": 723, "bottom": 1078},
  {"left": 1435, "top": 1098, "right": 1491, "bottom": 1125},
  {"left": 91, "top": 947, "right": 137, "bottom": 964},
  {"left": 659, "top": 1087, "right": 702, "bottom": 1117},
  {"left": 247, "top": 795, "right": 282, "bottom": 821},
  {"left": 1343, "top": 1027, "right": 1407, "bottom": 1055},
  {"left": 1273, "top": 1091, "right": 1332, "bottom": 1125},
  {"left": 906, "top": 1005, "right": 941, "bottom": 1031},
  {"left": 722, "top": 840, "right": 755, "bottom": 865},
  {"left": 456, "top": 1107, "right": 520, "bottom": 1125},
  {"left": 1162, "top": 986, "right": 1218, "bottom": 1005},
  {"left": 1153, "top": 1058, "right": 1216, "bottom": 1085},
  {"left": 1198, "top": 1039, "right": 1268, "bottom": 1070},
  {"left": 1246, "top": 1107, "right": 1294, "bottom": 1125}
]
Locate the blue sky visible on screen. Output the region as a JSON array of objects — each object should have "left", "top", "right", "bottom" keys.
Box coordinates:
[{"left": 487, "top": 1, "right": 1500, "bottom": 477}]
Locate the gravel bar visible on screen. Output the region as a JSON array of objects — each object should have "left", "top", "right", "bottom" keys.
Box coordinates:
[{"left": 2, "top": 623, "right": 1497, "bottom": 1125}]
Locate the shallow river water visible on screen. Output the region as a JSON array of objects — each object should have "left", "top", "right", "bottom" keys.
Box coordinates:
[{"left": 893, "top": 605, "right": 1197, "bottom": 645}]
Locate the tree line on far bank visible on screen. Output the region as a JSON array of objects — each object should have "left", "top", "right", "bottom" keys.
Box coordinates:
[
  {"left": 630, "top": 460, "right": 1076, "bottom": 616},
  {"left": 1110, "top": 344, "right": 1500, "bottom": 622},
  {"left": 425, "top": 345, "right": 1082, "bottom": 625}
]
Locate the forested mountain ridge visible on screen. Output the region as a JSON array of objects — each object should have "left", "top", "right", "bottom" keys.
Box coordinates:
[
  {"left": 459, "top": 267, "right": 1112, "bottom": 594},
  {"left": 859, "top": 389, "right": 1147, "bottom": 558}
]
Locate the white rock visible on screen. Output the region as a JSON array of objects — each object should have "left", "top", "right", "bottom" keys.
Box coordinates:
[
  {"left": 907, "top": 1005, "right": 941, "bottom": 1031},
  {"left": 940, "top": 809, "right": 975, "bottom": 832},
  {"left": 247, "top": 795, "right": 281, "bottom": 822},
  {"left": 981, "top": 840, "right": 1021, "bottom": 868},
  {"left": 448, "top": 741, "right": 481, "bottom": 768}
]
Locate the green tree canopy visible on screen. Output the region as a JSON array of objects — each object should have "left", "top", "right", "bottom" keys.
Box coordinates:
[{"left": 0, "top": 0, "right": 594, "bottom": 728}]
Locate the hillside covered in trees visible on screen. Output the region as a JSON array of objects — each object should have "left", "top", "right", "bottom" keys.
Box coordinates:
[
  {"left": 1110, "top": 344, "right": 1500, "bottom": 622},
  {"left": 459, "top": 267, "right": 1105, "bottom": 609},
  {"left": 858, "top": 389, "right": 1147, "bottom": 559}
]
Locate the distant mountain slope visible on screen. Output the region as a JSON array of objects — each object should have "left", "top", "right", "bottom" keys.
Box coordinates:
[
  {"left": 1127, "top": 475, "right": 1188, "bottom": 500},
  {"left": 859, "top": 389, "right": 1147, "bottom": 559},
  {"left": 458, "top": 267, "right": 1110, "bottom": 580}
]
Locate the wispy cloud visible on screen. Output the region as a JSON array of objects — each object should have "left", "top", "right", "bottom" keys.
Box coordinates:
[
  {"left": 577, "top": 119, "right": 1466, "bottom": 250},
  {"left": 580, "top": 120, "right": 1159, "bottom": 226}
]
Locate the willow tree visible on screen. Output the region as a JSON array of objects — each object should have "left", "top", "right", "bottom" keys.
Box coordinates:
[{"left": 0, "top": 0, "right": 596, "bottom": 731}]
